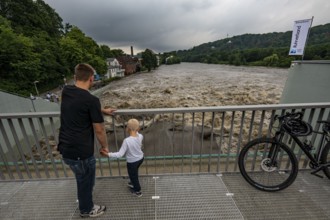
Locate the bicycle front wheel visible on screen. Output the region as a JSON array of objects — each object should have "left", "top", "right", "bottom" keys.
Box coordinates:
[
  {"left": 238, "top": 138, "right": 298, "bottom": 191},
  {"left": 320, "top": 141, "right": 330, "bottom": 179}
]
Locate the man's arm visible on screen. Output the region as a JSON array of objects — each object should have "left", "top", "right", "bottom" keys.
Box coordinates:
[
  {"left": 93, "top": 122, "right": 108, "bottom": 150},
  {"left": 101, "top": 107, "right": 116, "bottom": 115}
]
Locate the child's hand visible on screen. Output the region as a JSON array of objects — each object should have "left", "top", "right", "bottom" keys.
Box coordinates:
[{"left": 99, "top": 148, "right": 109, "bottom": 157}]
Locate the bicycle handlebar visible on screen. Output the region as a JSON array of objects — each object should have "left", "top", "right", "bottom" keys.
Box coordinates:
[
  {"left": 274, "top": 112, "right": 330, "bottom": 134},
  {"left": 274, "top": 112, "right": 303, "bottom": 122}
]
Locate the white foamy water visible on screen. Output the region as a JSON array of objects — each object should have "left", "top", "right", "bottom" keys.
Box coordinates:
[{"left": 100, "top": 62, "right": 289, "bottom": 109}]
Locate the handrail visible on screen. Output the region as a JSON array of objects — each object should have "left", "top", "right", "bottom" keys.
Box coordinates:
[{"left": 1, "top": 102, "right": 330, "bottom": 118}]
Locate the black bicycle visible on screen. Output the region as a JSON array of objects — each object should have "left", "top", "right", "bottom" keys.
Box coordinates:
[{"left": 238, "top": 111, "right": 330, "bottom": 191}]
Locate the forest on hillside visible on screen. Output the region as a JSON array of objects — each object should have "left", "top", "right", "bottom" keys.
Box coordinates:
[
  {"left": 164, "top": 23, "right": 330, "bottom": 67},
  {"left": 0, "top": 0, "right": 125, "bottom": 96}
]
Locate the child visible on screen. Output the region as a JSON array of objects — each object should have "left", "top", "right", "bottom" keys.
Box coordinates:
[{"left": 101, "top": 118, "right": 144, "bottom": 197}]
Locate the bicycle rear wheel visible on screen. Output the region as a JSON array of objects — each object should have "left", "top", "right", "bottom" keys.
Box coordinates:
[
  {"left": 238, "top": 138, "right": 298, "bottom": 191},
  {"left": 320, "top": 142, "right": 330, "bottom": 179}
]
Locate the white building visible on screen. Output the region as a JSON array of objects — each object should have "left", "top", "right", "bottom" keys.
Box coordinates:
[{"left": 106, "top": 58, "right": 125, "bottom": 78}]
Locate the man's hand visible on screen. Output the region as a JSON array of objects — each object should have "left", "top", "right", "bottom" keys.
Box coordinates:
[
  {"left": 99, "top": 147, "right": 109, "bottom": 157},
  {"left": 102, "top": 107, "right": 117, "bottom": 115}
]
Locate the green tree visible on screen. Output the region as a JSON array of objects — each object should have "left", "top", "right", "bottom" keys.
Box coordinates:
[
  {"left": 61, "top": 26, "right": 107, "bottom": 75},
  {"left": 142, "top": 49, "right": 157, "bottom": 71},
  {"left": 109, "top": 49, "right": 125, "bottom": 58},
  {"left": 0, "top": 15, "right": 41, "bottom": 95},
  {"left": 100, "top": 45, "right": 112, "bottom": 58},
  {"left": 263, "top": 54, "right": 279, "bottom": 66},
  {"left": 1, "top": 0, "right": 67, "bottom": 94}
]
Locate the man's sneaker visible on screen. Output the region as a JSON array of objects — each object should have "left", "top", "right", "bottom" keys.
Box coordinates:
[
  {"left": 127, "top": 182, "right": 134, "bottom": 189},
  {"left": 134, "top": 191, "right": 142, "bottom": 197},
  {"left": 129, "top": 188, "right": 142, "bottom": 197},
  {"left": 80, "top": 204, "right": 106, "bottom": 218}
]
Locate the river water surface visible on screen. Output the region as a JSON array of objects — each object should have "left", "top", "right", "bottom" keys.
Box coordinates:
[{"left": 100, "top": 62, "right": 289, "bottom": 109}]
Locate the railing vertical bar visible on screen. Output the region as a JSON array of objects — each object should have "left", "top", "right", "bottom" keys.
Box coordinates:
[
  {"left": 7, "top": 119, "right": 32, "bottom": 179},
  {"left": 49, "top": 117, "right": 58, "bottom": 143},
  {"left": 117, "top": 120, "right": 125, "bottom": 176},
  {"left": 208, "top": 112, "right": 215, "bottom": 173},
  {"left": 260, "top": 110, "right": 277, "bottom": 162},
  {"left": 142, "top": 116, "right": 148, "bottom": 175},
  {"left": 152, "top": 116, "right": 156, "bottom": 174},
  {"left": 18, "top": 118, "right": 41, "bottom": 178},
  {"left": 107, "top": 116, "right": 116, "bottom": 176},
  {"left": 199, "top": 112, "right": 205, "bottom": 172},
  {"left": 162, "top": 114, "right": 166, "bottom": 173},
  {"left": 0, "top": 148, "right": 5, "bottom": 179},
  {"left": 258, "top": 111, "right": 266, "bottom": 138},
  {"left": 190, "top": 113, "right": 195, "bottom": 173},
  {"left": 181, "top": 113, "right": 185, "bottom": 173},
  {"left": 0, "top": 119, "right": 23, "bottom": 179},
  {"left": 302, "top": 108, "right": 324, "bottom": 168},
  {"left": 250, "top": 110, "right": 260, "bottom": 171},
  {"left": 225, "top": 111, "right": 235, "bottom": 172},
  {"left": 171, "top": 113, "right": 175, "bottom": 173},
  {"left": 97, "top": 143, "right": 104, "bottom": 177},
  {"left": 38, "top": 118, "right": 59, "bottom": 178},
  {"left": 276, "top": 108, "right": 288, "bottom": 167},
  {"left": 216, "top": 112, "right": 225, "bottom": 173},
  {"left": 28, "top": 118, "right": 50, "bottom": 178},
  {"left": 266, "top": 110, "right": 276, "bottom": 138},
  {"left": 280, "top": 108, "right": 291, "bottom": 156},
  {"left": 234, "top": 111, "right": 245, "bottom": 172},
  {"left": 0, "top": 140, "right": 13, "bottom": 179},
  {"left": 49, "top": 117, "right": 67, "bottom": 177},
  {"left": 247, "top": 111, "right": 255, "bottom": 142},
  {"left": 311, "top": 108, "right": 325, "bottom": 145}
]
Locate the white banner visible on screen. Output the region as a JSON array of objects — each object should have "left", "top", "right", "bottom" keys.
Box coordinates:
[{"left": 289, "top": 18, "right": 312, "bottom": 55}]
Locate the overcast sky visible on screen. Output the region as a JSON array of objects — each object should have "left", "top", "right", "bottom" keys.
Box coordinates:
[{"left": 44, "top": 0, "right": 330, "bottom": 54}]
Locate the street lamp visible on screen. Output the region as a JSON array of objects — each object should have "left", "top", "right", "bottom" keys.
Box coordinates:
[
  {"left": 62, "top": 75, "right": 67, "bottom": 86},
  {"left": 33, "top": 80, "right": 39, "bottom": 96}
]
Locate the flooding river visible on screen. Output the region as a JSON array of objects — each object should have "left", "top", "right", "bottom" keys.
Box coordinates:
[{"left": 100, "top": 62, "right": 289, "bottom": 109}]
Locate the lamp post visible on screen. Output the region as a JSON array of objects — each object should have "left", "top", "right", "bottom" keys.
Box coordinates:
[
  {"left": 33, "top": 81, "right": 39, "bottom": 96},
  {"left": 30, "top": 93, "right": 36, "bottom": 112},
  {"left": 62, "top": 75, "right": 67, "bottom": 86}
]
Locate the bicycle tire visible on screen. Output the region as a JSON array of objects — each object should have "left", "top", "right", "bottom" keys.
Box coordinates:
[
  {"left": 238, "top": 138, "right": 298, "bottom": 192},
  {"left": 320, "top": 141, "right": 330, "bottom": 179}
]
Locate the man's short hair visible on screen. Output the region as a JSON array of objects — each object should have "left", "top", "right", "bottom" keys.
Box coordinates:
[
  {"left": 127, "top": 119, "right": 140, "bottom": 131},
  {"left": 74, "top": 63, "right": 95, "bottom": 82}
]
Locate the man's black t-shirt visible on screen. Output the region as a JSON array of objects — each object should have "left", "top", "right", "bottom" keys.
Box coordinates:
[{"left": 58, "top": 85, "right": 104, "bottom": 160}]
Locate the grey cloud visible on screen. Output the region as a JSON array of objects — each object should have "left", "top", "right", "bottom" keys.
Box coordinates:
[{"left": 44, "top": 0, "right": 330, "bottom": 54}]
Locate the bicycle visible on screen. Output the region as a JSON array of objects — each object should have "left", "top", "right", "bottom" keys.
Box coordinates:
[{"left": 238, "top": 111, "right": 330, "bottom": 191}]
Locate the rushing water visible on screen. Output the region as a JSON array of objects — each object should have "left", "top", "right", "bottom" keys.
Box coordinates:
[{"left": 100, "top": 62, "right": 289, "bottom": 109}]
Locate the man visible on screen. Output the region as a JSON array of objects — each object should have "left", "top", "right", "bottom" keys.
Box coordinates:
[{"left": 58, "top": 63, "right": 115, "bottom": 218}]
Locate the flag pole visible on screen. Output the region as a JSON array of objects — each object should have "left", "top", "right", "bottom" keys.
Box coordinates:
[{"left": 301, "top": 16, "right": 314, "bottom": 61}]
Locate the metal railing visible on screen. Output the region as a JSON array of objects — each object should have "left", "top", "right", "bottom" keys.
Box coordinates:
[{"left": 1, "top": 103, "right": 330, "bottom": 181}]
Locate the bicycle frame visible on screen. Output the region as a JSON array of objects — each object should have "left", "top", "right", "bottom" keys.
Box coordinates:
[{"left": 272, "top": 125, "right": 329, "bottom": 170}]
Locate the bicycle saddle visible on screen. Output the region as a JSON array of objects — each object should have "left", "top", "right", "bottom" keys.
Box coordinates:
[{"left": 283, "top": 118, "right": 313, "bottom": 136}]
